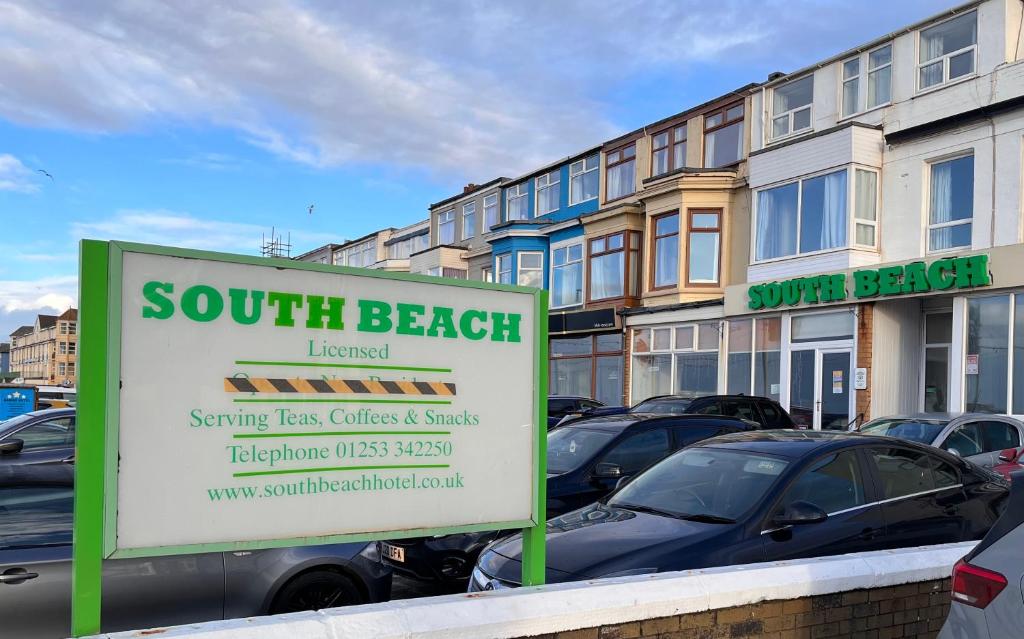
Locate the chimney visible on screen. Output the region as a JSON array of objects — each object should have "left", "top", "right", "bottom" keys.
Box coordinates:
[
  {"left": 767, "top": 71, "right": 786, "bottom": 82},
  {"left": 463, "top": 183, "right": 477, "bottom": 193}
]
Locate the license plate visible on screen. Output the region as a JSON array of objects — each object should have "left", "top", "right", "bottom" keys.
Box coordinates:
[{"left": 381, "top": 543, "right": 405, "bottom": 563}]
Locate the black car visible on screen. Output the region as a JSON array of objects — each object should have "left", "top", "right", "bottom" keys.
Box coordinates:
[
  {"left": 379, "top": 413, "right": 757, "bottom": 583},
  {"left": 470, "top": 430, "right": 1008, "bottom": 590},
  {"left": 0, "top": 408, "right": 75, "bottom": 466},
  {"left": 562, "top": 395, "right": 793, "bottom": 430},
  {"left": 547, "top": 395, "right": 604, "bottom": 428}
]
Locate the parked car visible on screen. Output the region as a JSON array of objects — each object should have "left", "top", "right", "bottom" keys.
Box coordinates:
[
  {"left": 559, "top": 395, "right": 793, "bottom": 430},
  {"left": 939, "top": 470, "right": 1024, "bottom": 639},
  {"left": 0, "top": 408, "right": 75, "bottom": 466},
  {"left": 469, "top": 430, "right": 1008, "bottom": 590},
  {"left": 379, "top": 413, "right": 758, "bottom": 583},
  {"left": 0, "top": 464, "right": 391, "bottom": 639},
  {"left": 991, "top": 447, "right": 1024, "bottom": 480},
  {"left": 547, "top": 395, "right": 604, "bottom": 428},
  {"left": 857, "top": 413, "right": 1024, "bottom": 469}
]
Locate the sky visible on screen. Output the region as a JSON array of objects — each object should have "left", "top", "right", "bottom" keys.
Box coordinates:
[{"left": 0, "top": 0, "right": 958, "bottom": 338}]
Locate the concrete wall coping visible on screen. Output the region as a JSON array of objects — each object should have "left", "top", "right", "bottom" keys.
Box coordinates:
[{"left": 84, "top": 541, "right": 974, "bottom": 639}]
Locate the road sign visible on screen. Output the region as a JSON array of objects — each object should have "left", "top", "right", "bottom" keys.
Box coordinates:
[{"left": 73, "top": 240, "right": 548, "bottom": 635}]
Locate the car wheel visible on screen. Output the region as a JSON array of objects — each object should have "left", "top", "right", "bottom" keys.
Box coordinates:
[{"left": 269, "top": 569, "right": 365, "bottom": 614}]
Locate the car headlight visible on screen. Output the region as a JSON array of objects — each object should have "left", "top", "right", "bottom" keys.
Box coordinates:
[{"left": 359, "top": 542, "right": 381, "bottom": 562}]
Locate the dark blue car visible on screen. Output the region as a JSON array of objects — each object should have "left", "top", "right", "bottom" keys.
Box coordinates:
[
  {"left": 379, "top": 413, "right": 757, "bottom": 583},
  {"left": 0, "top": 408, "right": 76, "bottom": 466},
  {"left": 470, "top": 430, "right": 1008, "bottom": 589}
]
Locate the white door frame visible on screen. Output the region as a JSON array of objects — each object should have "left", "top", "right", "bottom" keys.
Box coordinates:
[{"left": 788, "top": 341, "right": 854, "bottom": 430}]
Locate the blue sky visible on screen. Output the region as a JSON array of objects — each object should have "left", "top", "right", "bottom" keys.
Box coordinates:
[{"left": 0, "top": 0, "right": 955, "bottom": 337}]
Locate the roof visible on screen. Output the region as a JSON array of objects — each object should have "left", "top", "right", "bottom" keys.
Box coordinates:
[
  {"left": 695, "top": 429, "right": 877, "bottom": 459},
  {"left": 294, "top": 243, "right": 344, "bottom": 261},
  {"left": 501, "top": 145, "right": 604, "bottom": 187},
  {"left": 36, "top": 315, "right": 57, "bottom": 329},
  {"left": 429, "top": 177, "right": 509, "bottom": 211},
  {"left": 57, "top": 308, "right": 77, "bottom": 321},
  {"left": 562, "top": 413, "right": 750, "bottom": 431},
  {"left": 10, "top": 326, "right": 32, "bottom": 338}
]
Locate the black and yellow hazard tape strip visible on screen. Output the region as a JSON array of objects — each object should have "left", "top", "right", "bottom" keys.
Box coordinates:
[{"left": 224, "top": 377, "right": 456, "bottom": 396}]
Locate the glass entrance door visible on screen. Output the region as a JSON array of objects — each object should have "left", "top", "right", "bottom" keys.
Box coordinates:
[{"left": 789, "top": 348, "right": 853, "bottom": 430}]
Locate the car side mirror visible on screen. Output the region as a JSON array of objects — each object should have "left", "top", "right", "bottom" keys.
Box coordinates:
[
  {"left": 0, "top": 438, "right": 24, "bottom": 455},
  {"left": 594, "top": 462, "right": 623, "bottom": 479},
  {"left": 772, "top": 501, "right": 827, "bottom": 526},
  {"left": 998, "top": 448, "right": 1018, "bottom": 463}
]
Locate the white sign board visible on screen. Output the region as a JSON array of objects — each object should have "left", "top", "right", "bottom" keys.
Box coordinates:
[
  {"left": 966, "top": 354, "right": 979, "bottom": 375},
  {"left": 854, "top": 368, "right": 867, "bottom": 390},
  {"left": 109, "top": 249, "right": 540, "bottom": 556}
]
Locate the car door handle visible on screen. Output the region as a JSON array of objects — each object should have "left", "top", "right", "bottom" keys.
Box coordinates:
[
  {"left": 857, "top": 528, "right": 880, "bottom": 540},
  {"left": 0, "top": 569, "right": 39, "bottom": 584}
]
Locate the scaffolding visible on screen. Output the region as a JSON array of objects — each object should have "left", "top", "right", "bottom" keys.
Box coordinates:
[{"left": 260, "top": 227, "right": 292, "bottom": 258}]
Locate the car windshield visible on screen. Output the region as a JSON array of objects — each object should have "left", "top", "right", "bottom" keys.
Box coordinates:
[
  {"left": 609, "top": 448, "right": 790, "bottom": 521},
  {"left": 547, "top": 427, "right": 618, "bottom": 475},
  {"left": 860, "top": 419, "right": 947, "bottom": 444},
  {"left": 631, "top": 399, "right": 691, "bottom": 415}
]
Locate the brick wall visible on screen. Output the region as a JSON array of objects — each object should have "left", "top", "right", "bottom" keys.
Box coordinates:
[
  {"left": 855, "top": 302, "right": 873, "bottom": 425},
  {"left": 524, "top": 579, "right": 951, "bottom": 639}
]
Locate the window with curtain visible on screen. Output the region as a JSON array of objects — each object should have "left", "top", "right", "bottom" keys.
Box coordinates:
[
  {"left": 517, "top": 252, "right": 543, "bottom": 288},
  {"left": 605, "top": 144, "right": 636, "bottom": 201},
  {"left": 919, "top": 12, "right": 977, "bottom": 90},
  {"left": 687, "top": 211, "right": 721, "bottom": 285},
  {"left": 799, "top": 170, "right": 847, "bottom": 253},
  {"left": 651, "top": 125, "right": 687, "bottom": 177},
  {"left": 506, "top": 184, "right": 528, "bottom": 221},
  {"left": 536, "top": 170, "right": 561, "bottom": 216},
  {"left": 483, "top": 193, "right": 499, "bottom": 230},
  {"left": 589, "top": 233, "right": 626, "bottom": 300},
  {"left": 552, "top": 242, "right": 584, "bottom": 307},
  {"left": 841, "top": 57, "right": 860, "bottom": 118},
  {"left": 965, "top": 296, "right": 1010, "bottom": 413},
  {"left": 496, "top": 253, "right": 512, "bottom": 284},
  {"left": 755, "top": 182, "right": 798, "bottom": 260},
  {"left": 756, "top": 168, "right": 855, "bottom": 261},
  {"left": 652, "top": 213, "right": 679, "bottom": 288},
  {"left": 771, "top": 76, "right": 813, "bottom": 139},
  {"left": 438, "top": 210, "right": 455, "bottom": 244},
  {"left": 842, "top": 44, "right": 892, "bottom": 117},
  {"left": 929, "top": 155, "right": 973, "bottom": 251},
  {"left": 569, "top": 155, "right": 599, "bottom": 204},
  {"left": 854, "top": 169, "right": 878, "bottom": 246},
  {"left": 462, "top": 201, "right": 476, "bottom": 239},
  {"left": 867, "top": 45, "right": 893, "bottom": 108},
  {"left": 704, "top": 103, "right": 744, "bottom": 167}
]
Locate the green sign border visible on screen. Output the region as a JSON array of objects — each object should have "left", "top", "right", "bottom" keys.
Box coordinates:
[{"left": 72, "top": 240, "right": 548, "bottom": 635}]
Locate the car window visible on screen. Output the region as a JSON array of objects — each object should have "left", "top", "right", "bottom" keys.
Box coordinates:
[
  {"left": 861, "top": 419, "right": 947, "bottom": 445},
  {"left": 547, "top": 427, "right": 617, "bottom": 475},
  {"left": 867, "top": 447, "right": 957, "bottom": 499},
  {"left": 600, "top": 428, "right": 671, "bottom": 475},
  {"left": 548, "top": 399, "right": 574, "bottom": 416},
  {"left": 580, "top": 400, "right": 603, "bottom": 410},
  {"left": 0, "top": 486, "right": 74, "bottom": 549},
  {"left": 12, "top": 418, "right": 74, "bottom": 451},
  {"left": 950, "top": 421, "right": 1021, "bottom": 454},
  {"left": 673, "top": 425, "right": 720, "bottom": 448},
  {"left": 759, "top": 402, "right": 782, "bottom": 427},
  {"left": 722, "top": 400, "right": 759, "bottom": 422},
  {"left": 779, "top": 451, "right": 865, "bottom": 514},
  {"left": 632, "top": 399, "right": 691, "bottom": 415},
  {"left": 690, "top": 400, "right": 722, "bottom": 415}
]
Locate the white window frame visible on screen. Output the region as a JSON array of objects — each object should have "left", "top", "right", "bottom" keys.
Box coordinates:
[
  {"left": 839, "top": 43, "right": 893, "bottom": 119},
  {"left": 751, "top": 164, "right": 879, "bottom": 264},
  {"left": 916, "top": 11, "right": 978, "bottom": 93},
  {"left": 506, "top": 184, "right": 528, "bottom": 221},
  {"left": 569, "top": 155, "right": 599, "bottom": 205},
  {"left": 769, "top": 75, "right": 814, "bottom": 141},
  {"left": 496, "top": 253, "right": 513, "bottom": 284},
  {"left": 535, "top": 170, "right": 561, "bottom": 216},
  {"left": 517, "top": 251, "right": 544, "bottom": 288},
  {"left": 438, "top": 209, "right": 455, "bottom": 245},
  {"left": 481, "top": 266, "right": 493, "bottom": 283},
  {"left": 462, "top": 201, "right": 476, "bottom": 239},
  {"left": 926, "top": 152, "right": 974, "bottom": 254},
  {"left": 483, "top": 193, "right": 499, "bottom": 231},
  {"left": 549, "top": 239, "right": 585, "bottom": 309}
]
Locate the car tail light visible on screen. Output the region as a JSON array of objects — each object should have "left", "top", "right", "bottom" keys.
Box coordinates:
[{"left": 951, "top": 559, "right": 1007, "bottom": 609}]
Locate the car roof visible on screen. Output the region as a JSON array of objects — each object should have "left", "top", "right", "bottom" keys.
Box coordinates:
[
  {"left": 636, "top": 394, "right": 775, "bottom": 403},
  {"left": 694, "top": 429, "right": 881, "bottom": 459},
  {"left": 548, "top": 395, "right": 592, "bottom": 401},
  {"left": 560, "top": 413, "right": 747, "bottom": 431}
]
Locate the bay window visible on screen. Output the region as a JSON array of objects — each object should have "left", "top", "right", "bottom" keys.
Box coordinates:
[
  {"left": 552, "top": 242, "right": 584, "bottom": 307},
  {"left": 928, "top": 155, "right": 973, "bottom": 252},
  {"left": 569, "top": 155, "right": 599, "bottom": 204},
  {"left": 754, "top": 166, "right": 877, "bottom": 261},
  {"left": 919, "top": 11, "right": 977, "bottom": 91},
  {"left": 496, "top": 253, "right": 512, "bottom": 284},
  {"left": 483, "top": 193, "right": 499, "bottom": 231},
  {"left": 517, "top": 251, "right": 543, "bottom": 288},
  {"left": 771, "top": 76, "right": 813, "bottom": 139},
  {"left": 438, "top": 210, "right": 455, "bottom": 244},
  {"left": 651, "top": 125, "right": 687, "bottom": 177},
  {"left": 506, "top": 184, "right": 528, "bottom": 221},
  {"left": 651, "top": 212, "right": 679, "bottom": 289},
  {"left": 704, "top": 103, "right": 744, "bottom": 168},
  {"left": 687, "top": 211, "right": 721, "bottom": 285},
  {"left": 536, "top": 170, "right": 560, "bottom": 216},
  {"left": 589, "top": 231, "right": 640, "bottom": 301},
  {"left": 462, "top": 201, "right": 476, "bottom": 239},
  {"left": 605, "top": 144, "right": 636, "bottom": 201}
]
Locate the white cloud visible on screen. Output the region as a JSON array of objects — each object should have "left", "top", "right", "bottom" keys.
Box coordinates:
[
  {"left": 0, "top": 275, "right": 77, "bottom": 314},
  {"left": 0, "top": 153, "right": 39, "bottom": 193}
]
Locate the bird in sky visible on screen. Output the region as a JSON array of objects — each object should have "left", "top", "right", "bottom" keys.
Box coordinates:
[
  {"left": 37, "top": 169, "right": 54, "bottom": 180},
  {"left": 308, "top": 204, "right": 315, "bottom": 215}
]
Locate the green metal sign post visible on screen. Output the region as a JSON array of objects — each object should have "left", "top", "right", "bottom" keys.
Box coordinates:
[{"left": 70, "top": 240, "right": 547, "bottom": 636}]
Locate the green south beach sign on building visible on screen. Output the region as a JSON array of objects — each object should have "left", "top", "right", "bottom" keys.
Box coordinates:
[{"left": 747, "top": 254, "right": 992, "bottom": 310}]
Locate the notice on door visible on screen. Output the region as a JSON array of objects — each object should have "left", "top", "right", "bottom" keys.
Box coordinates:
[
  {"left": 966, "top": 354, "right": 979, "bottom": 375},
  {"left": 104, "top": 247, "right": 541, "bottom": 556},
  {"left": 832, "top": 370, "right": 843, "bottom": 394}
]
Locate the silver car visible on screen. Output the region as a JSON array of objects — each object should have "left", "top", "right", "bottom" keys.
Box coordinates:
[
  {"left": 0, "top": 464, "right": 391, "bottom": 639},
  {"left": 858, "top": 413, "right": 1024, "bottom": 468},
  {"left": 939, "top": 471, "right": 1024, "bottom": 638}
]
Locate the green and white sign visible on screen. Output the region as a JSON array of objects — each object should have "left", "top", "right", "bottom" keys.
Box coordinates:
[
  {"left": 72, "top": 241, "right": 548, "bottom": 635},
  {"left": 747, "top": 254, "right": 991, "bottom": 310}
]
